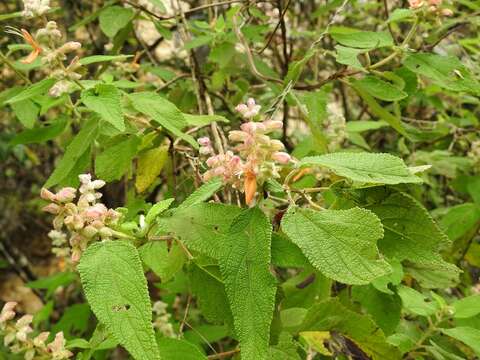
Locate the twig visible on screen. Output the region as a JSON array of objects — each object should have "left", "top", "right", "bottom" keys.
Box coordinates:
[
  {"left": 258, "top": 0, "right": 292, "bottom": 54},
  {"left": 207, "top": 349, "right": 240, "bottom": 359}
]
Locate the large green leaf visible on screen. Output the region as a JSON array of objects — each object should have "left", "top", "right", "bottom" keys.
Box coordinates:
[
  {"left": 219, "top": 208, "right": 276, "bottom": 360},
  {"left": 281, "top": 207, "right": 391, "bottom": 285},
  {"left": 128, "top": 92, "right": 197, "bottom": 148},
  {"left": 330, "top": 28, "right": 394, "bottom": 49},
  {"left": 301, "top": 299, "right": 401, "bottom": 360},
  {"left": 78, "top": 240, "right": 160, "bottom": 360},
  {"left": 5, "top": 78, "right": 56, "bottom": 104},
  {"left": 95, "top": 136, "right": 140, "bottom": 181},
  {"left": 300, "top": 152, "right": 422, "bottom": 185},
  {"left": 81, "top": 84, "right": 125, "bottom": 131},
  {"left": 10, "top": 118, "right": 67, "bottom": 145},
  {"left": 441, "top": 327, "right": 480, "bottom": 355},
  {"left": 367, "top": 192, "right": 460, "bottom": 288},
  {"left": 45, "top": 116, "right": 98, "bottom": 187},
  {"left": 99, "top": 6, "right": 134, "bottom": 38},
  {"left": 452, "top": 295, "right": 480, "bottom": 319},
  {"left": 155, "top": 203, "right": 241, "bottom": 259},
  {"left": 157, "top": 337, "right": 207, "bottom": 360},
  {"left": 353, "top": 76, "right": 407, "bottom": 102},
  {"left": 404, "top": 53, "right": 479, "bottom": 94}
]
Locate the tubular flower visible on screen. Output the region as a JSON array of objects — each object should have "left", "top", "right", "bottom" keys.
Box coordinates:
[{"left": 199, "top": 97, "right": 293, "bottom": 205}]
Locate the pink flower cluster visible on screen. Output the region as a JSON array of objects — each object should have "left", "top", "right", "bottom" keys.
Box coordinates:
[
  {"left": 1, "top": 302, "right": 72, "bottom": 359},
  {"left": 198, "top": 98, "right": 292, "bottom": 204},
  {"left": 41, "top": 174, "right": 120, "bottom": 264},
  {"left": 408, "top": 0, "right": 453, "bottom": 16}
]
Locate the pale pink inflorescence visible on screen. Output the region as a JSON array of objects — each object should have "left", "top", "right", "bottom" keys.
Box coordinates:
[
  {"left": 408, "top": 0, "right": 453, "bottom": 16},
  {"left": 0, "top": 302, "right": 72, "bottom": 359},
  {"left": 198, "top": 97, "right": 292, "bottom": 204},
  {"left": 41, "top": 174, "right": 121, "bottom": 264}
]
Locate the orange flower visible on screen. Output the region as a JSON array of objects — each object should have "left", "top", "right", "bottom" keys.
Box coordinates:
[
  {"left": 244, "top": 169, "right": 257, "bottom": 206},
  {"left": 20, "top": 29, "right": 42, "bottom": 64}
]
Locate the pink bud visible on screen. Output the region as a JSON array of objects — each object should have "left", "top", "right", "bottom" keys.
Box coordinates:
[
  {"left": 408, "top": 0, "right": 424, "bottom": 8},
  {"left": 213, "top": 166, "right": 226, "bottom": 176},
  {"left": 272, "top": 152, "right": 292, "bottom": 164},
  {"left": 197, "top": 137, "right": 211, "bottom": 147},
  {"left": 43, "top": 203, "right": 61, "bottom": 214},
  {"left": 71, "top": 250, "right": 81, "bottom": 263},
  {"left": 199, "top": 146, "right": 212, "bottom": 155},
  {"left": 78, "top": 173, "right": 91, "bottom": 184},
  {"left": 55, "top": 187, "right": 77, "bottom": 202},
  {"left": 206, "top": 155, "right": 220, "bottom": 167},
  {"left": 428, "top": 0, "right": 441, "bottom": 5},
  {"left": 240, "top": 122, "right": 257, "bottom": 133},
  {"left": 246, "top": 98, "right": 256, "bottom": 107},
  {"left": 235, "top": 104, "right": 248, "bottom": 113},
  {"left": 33, "top": 332, "right": 50, "bottom": 347},
  {"left": 91, "top": 180, "right": 106, "bottom": 189},
  {"left": 40, "top": 188, "right": 56, "bottom": 201},
  {"left": 83, "top": 204, "right": 107, "bottom": 220},
  {"left": 270, "top": 139, "right": 285, "bottom": 151}
]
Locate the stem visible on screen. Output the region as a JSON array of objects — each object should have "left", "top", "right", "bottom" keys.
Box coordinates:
[{"left": 0, "top": 50, "right": 31, "bottom": 83}]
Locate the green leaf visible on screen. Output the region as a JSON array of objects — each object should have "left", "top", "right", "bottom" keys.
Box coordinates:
[
  {"left": 387, "top": 9, "right": 414, "bottom": 23},
  {"left": 281, "top": 206, "right": 391, "bottom": 285},
  {"left": 330, "top": 28, "right": 394, "bottom": 49},
  {"left": 95, "top": 136, "right": 140, "bottom": 181},
  {"left": 79, "top": 54, "right": 133, "bottom": 65},
  {"left": 367, "top": 192, "right": 460, "bottom": 288},
  {"left": 99, "top": 6, "right": 135, "bottom": 38},
  {"left": 139, "top": 241, "right": 185, "bottom": 282},
  {"left": 271, "top": 233, "right": 309, "bottom": 268},
  {"left": 183, "top": 113, "right": 229, "bottom": 126},
  {"left": 10, "top": 118, "right": 67, "bottom": 145},
  {"left": 78, "top": 240, "right": 160, "bottom": 360},
  {"left": 156, "top": 203, "right": 242, "bottom": 259},
  {"left": 301, "top": 299, "right": 401, "bottom": 360},
  {"left": 219, "top": 208, "right": 276, "bottom": 360},
  {"left": 11, "top": 99, "right": 39, "bottom": 128},
  {"left": 346, "top": 120, "right": 389, "bottom": 133},
  {"left": 268, "top": 332, "right": 301, "bottom": 360},
  {"left": 128, "top": 92, "right": 197, "bottom": 148},
  {"left": 441, "top": 327, "right": 480, "bottom": 355},
  {"left": 45, "top": 117, "right": 98, "bottom": 187},
  {"left": 439, "top": 203, "right": 480, "bottom": 242},
  {"left": 351, "top": 285, "right": 401, "bottom": 335},
  {"left": 335, "top": 45, "right": 364, "bottom": 69},
  {"left": 177, "top": 178, "right": 223, "bottom": 210},
  {"left": 157, "top": 338, "right": 207, "bottom": 360},
  {"left": 349, "top": 81, "right": 409, "bottom": 137},
  {"left": 145, "top": 198, "right": 174, "bottom": 224},
  {"left": 353, "top": 76, "right": 407, "bottom": 101},
  {"left": 135, "top": 146, "right": 169, "bottom": 193},
  {"left": 184, "top": 35, "right": 215, "bottom": 50},
  {"left": 5, "top": 78, "right": 56, "bottom": 104},
  {"left": 300, "top": 152, "right": 422, "bottom": 185},
  {"left": 189, "top": 264, "right": 233, "bottom": 326},
  {"left": 81, "top": 84, "right": 125, "bottom": 131},
  {"left": 397, "top": 285, "right": 438, "bottom": 317},
  {"left": 453, "top": 295, "right": 480, "bottom": 319},
  {"left": 403, "top": 53, "right": 479, "bottom": 94}
]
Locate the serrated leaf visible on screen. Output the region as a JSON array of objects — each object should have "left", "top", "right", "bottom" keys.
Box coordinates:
[
  {"left": 5, "top": 78, "right": 56, "bottom": 104},
  {"left": 441, "top": 327, "right": 480, "bottom": 355},
  {"left": 353, "top": 76, "right": 407, "bottom": 101},
  {"left": 335, "top": 45, "right": 364, "bottom": 69},
  {"left": 135, "top": 146, "right": 169, "bottom": 193},
  {"left": 95, "top": 136, "right": 140, "bottom": 181},
  {"left": 128, "top": 92, "right": 197, "bottom": 148},
  {"left": 300, "top": 152, "right": 422, "bottom": 185},
  {"left": 81, "top": 84, "right": 125, "bottom": 131},
  {"left": 282, "top": 207, "right": 391, "bottom": 285},
  {"left": 145, "top": 198, "right": 174, "bottom": 224},
  {"left": 155, "top": 203, "right": 242, "bottom": 259},
  {"left": 78, "top": 240, "right": 160, "bottom": 360},
  {"left": 177, "top": 178, "right": 223, "bottom": 210},
  {"left": 301, "top": 298, "right": 401, "bottom": 360},
  {"left": 367, "top": 192, "right": 460, "bottom": 288},
  {"left": 397, "top": 286, "right": 438, "bottom": 317},
  {"left": 271, "top": 233, "right": 309, "bottom": 268},
  {"left": 45, "top": 117, "right": 98, "bottom": 187},
  {"left": 99, "top": 6, "right": 134, "bottom": 38},
  {"left": 219, "top": 208, "right": 276, "bottom": 360}
]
